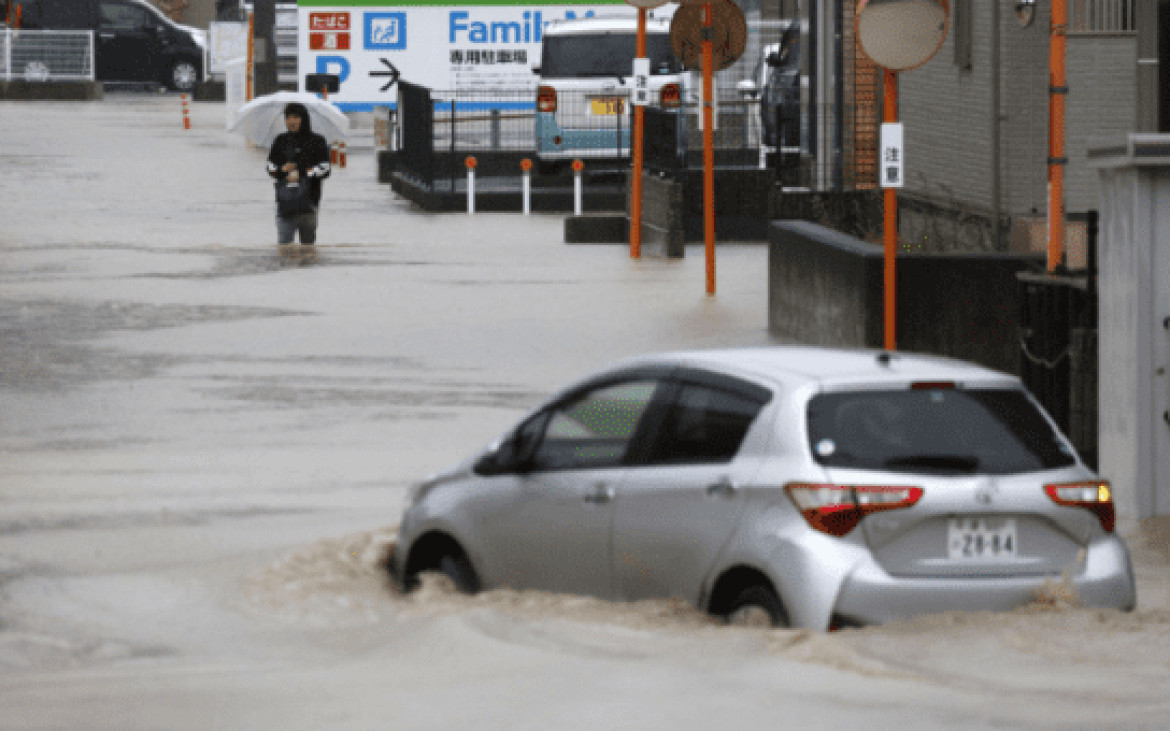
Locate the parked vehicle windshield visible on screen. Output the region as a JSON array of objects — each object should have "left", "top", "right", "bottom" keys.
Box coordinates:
[
  {"left": 806, "top": 388, "right": 1076, "bottom": 474},
  {"left": 541, "top": 32, "right": 681, "bottom": 77}
]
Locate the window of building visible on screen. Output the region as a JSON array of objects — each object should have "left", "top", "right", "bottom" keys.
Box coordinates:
[{"left": 1069, "top": 0, "right": 1135, "bottom": 34}]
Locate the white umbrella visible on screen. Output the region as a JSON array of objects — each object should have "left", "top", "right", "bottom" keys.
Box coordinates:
[{"left": 229, "top": 91, "right": 350, "bottom": 148}]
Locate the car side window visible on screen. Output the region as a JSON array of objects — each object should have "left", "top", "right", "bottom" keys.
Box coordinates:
[
  {"left": 528, "top": 380, "right": 659, "bottom": 471},
  {"left": 100, "top": 2, "right": 150, "bottom": 30},
  {"left": 646, "top": 383, "right": 767, "bottom": 465}
]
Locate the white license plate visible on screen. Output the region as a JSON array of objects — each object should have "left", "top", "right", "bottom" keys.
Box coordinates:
[{"left": 947, "top": 517, "right": 1017, "bottom": 559}]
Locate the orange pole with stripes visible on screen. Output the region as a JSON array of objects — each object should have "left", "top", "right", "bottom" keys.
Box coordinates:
[
  {"left": 883, "top": 69, "right": 898, "bottom": 350},
  {"left": 630, "top": 7, "right": 646, "bottom": 260},
  {"left": 1047, "top": 0, "right": 1067, "bottom": 271},
  {"left": 702, "top": 3, "right": 716, "bottom": 296}
]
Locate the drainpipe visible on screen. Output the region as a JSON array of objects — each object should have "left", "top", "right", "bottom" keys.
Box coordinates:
[
  {"left": 991, "top": 0, "right": 1002, "bottom": 249},
  {"left": 1048, "top": 0, "right": 1068, "bottom": 271}
]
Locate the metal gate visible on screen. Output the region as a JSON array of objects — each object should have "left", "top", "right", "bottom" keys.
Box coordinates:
[
  {"left": 1017, "top": 212, "right": 1099, "bottom": 468},
  {"left": 396, "top": 81, "right": 434, "bottom": 188},
  {"left": 1, "top": 29, "right": 94, "bottom": 82}
]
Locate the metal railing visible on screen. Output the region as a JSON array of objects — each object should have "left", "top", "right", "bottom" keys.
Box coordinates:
[
  {"left": 1, "top": 29, "right": 94, "bottom": 82},
  {"left": 1069, "top": 0, "right": 1134, "bottom": 33},
  {"left": 393, "top": 81, "right": 866, "bottom": 194},
  {"left": 431, "top": 86, "right": 536, "bottom": 153}
]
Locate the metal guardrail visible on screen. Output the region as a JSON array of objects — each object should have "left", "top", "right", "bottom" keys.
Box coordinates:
[
  {"left": 394, "top": 81, "right": 867, "bottom": 194},
  {"left": 1, "top": 29, "right": 94, "bottom": 82}
]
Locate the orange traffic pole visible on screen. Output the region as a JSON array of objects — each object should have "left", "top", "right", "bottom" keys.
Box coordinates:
[
  {"left": 630, "top": 7, "right": 646, "bottom": 260},
  {"left": 246, "top": 11, "right": 255, "bottom": 101},
  {"left": 181, "top": 93, "right": 190, "bottom": 130},
  {"left": 883, "top": 69, "right": 898, "bottom": 351},
  {"left": 702, "top": 3, "right": 716, "bottom": 296},
  {"left": 1047, "top": 0, "right": 1067, "bottom": 271}
]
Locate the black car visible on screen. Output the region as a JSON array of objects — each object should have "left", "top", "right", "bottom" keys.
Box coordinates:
[{"left": 3, "top": 0, "right": 205, "bottom": 90}]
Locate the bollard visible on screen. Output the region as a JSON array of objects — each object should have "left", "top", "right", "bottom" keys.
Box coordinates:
[
  {"left": 465, "top": 156, "right": 477, "bottom": 214},
  {"left": 330, "top": 142, "right": 338, "bottom": 165},
  {"left": 572, "top": 159, "right": 584, "bottom": 216},
  {"left": 520, "top": 158, "right": 532, "bottom": 216},
  {"left": 339, "top": 141, "right": 347, "bottom": 169},
  {"left": 181, "top": 93, "right": 190, "bottom": 130}
]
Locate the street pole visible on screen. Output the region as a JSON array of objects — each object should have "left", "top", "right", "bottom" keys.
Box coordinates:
[
  {"left": 1048, "top": 0, "right": 1067, "bottom": 271},
  {"left": 631, "top": 7, "right": 646, "bottom": 259},
  {"left": 883, "top": 68, "right": 897, "bottom": 350},
  {"left": 703, "top": 2, "right": 716, "bottom": 296}
]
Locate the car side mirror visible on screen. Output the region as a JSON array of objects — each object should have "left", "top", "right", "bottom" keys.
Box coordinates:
[{"left": 474, "top": 437, "right": 530, "bottom": 475}]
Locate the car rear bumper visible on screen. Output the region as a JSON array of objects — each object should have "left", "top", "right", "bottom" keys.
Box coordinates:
[
  {"left": 536, "top": 113, "right": 630, "bottom": 161},
  {"left": 832, "top": 535, "right": 1137, "bottom": 625}
]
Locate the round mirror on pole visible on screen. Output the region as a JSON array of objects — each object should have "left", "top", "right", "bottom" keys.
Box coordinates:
[
  {"left": 856, "top": 0, "right": 949, "bottom": 71},
  {"left": 669, "top": 0, "right": 747, "bottom": 72}
]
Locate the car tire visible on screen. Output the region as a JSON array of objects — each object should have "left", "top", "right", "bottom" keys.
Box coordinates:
[
  {"left": 169, "top": 61, "right": 198, "bottom": 92},
  {"left": 437, "top": 553, "right": 480, "bottom": 595},
  {"left": 724, "top": 585, "right": 787, "bottom": 628}
]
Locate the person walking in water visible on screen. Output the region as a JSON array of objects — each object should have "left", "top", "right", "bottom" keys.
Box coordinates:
[{"left": 267, "top": 102, "right": 331, "bottom": 245}]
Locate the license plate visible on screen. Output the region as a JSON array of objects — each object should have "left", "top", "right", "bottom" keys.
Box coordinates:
[
  {"left": 590, "top": 97, "right": 625, "bottom": 115},
  {"left": 947, "top": 517, "right": 1017, "bottom": 559}
]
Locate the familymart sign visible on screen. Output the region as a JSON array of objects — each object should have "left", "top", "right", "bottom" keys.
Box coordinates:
[{"left": 297, "top": 0, "right": 636, "bottom": 111}]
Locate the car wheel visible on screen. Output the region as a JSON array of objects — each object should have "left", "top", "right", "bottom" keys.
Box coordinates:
[
  {"left": 436, "top": 553, "right": 480, "bottom": 595},
  {"left": 170, "top": 61, "right": 198, "bottom": 92},
  {"left": 23, "top": 61, "right": 50, "bottom": 83},
  {"left": 724, "top": 585, "right": 787, "bottom": 628}
]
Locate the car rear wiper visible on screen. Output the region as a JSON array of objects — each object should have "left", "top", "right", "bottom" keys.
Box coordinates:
[{"left": 882, "top": 455, "right": 980, "bottom": 473}]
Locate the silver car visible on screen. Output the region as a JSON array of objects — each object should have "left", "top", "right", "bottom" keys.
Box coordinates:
[{"left": 388, "top": 347, "right": 1136, "bottom": 629}]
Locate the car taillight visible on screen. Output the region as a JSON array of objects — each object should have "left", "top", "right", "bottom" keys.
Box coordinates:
[
  {"left": 785, "top": 484, "right": 924, "bottom": 537},
  {"left": 537, "top": 85, "right": 556, "bottom": 113},
  {"left": 1044, "top": 481, "right": 1115, "bottom": 532},
  {"left": 659, "top": 84, "right": 681, "bottom": 109}
]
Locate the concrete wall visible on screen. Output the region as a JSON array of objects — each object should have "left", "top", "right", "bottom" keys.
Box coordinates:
[
  {"left": 1067, "top": 35, "right": 1139, "bottom": 212},
  {"left": 1090, "top": 135, "right": 1170, "bottom": 520},
  {"left": 769, "top": 220, "right": 1042, "bottom": 374}
]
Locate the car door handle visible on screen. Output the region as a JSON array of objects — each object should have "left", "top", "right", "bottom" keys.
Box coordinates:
[
  {"left": 99, "top": 32, "right": 116, "bottom": 39},
  {"left": 706, "top": 478, "right": 739, "bottom": 497},
  {"left": 583, "top": 483, "right": 614, "bottom": 504}
]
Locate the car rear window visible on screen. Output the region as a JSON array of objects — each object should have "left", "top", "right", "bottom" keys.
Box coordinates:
[
  {"left": 541, "top": 32, "right": 680, "bottom": 77},
  {"left": 806, "top": 388, "right": 1076, "bottom": 474}
]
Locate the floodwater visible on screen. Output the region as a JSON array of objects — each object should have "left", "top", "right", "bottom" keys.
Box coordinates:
[{"left": 2, "top": 95, "right": 1169, "bottom": 729}]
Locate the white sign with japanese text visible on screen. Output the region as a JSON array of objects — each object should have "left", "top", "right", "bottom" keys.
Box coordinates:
[
  {"left": 296, "top": 1, "right": 635, "bottom": 112},
  {"left": 632, "top": 57, "right": 650, "bottom": 105},
  {"left": 880, "top": 122, "right": 904, "bottom": 189}
]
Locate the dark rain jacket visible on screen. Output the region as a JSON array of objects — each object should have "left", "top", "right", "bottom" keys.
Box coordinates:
[{"left": 266, "top": 115, "right": 331, "bottom": 207}]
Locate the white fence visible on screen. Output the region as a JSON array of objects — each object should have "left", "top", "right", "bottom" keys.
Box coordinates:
[{"left": 0, "top": 29, "right": 94, "bottom": 82}]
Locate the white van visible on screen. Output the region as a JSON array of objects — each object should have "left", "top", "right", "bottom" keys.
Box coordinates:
[{"left": 534, "top": 12, "right": 690, "bottom": 175}]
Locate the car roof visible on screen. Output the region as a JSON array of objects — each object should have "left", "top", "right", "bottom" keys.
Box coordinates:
[
  {"left": 543, "top": 14, "right": 673, "bottom": 36},
  {"left": 613, "top": 346, "right": 1019, "bottom": 391}
]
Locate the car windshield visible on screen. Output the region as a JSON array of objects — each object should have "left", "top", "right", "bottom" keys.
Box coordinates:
[
  {"left": 541, "top": 32, "right": 680, "bottom": 77},
  {"left": 806, "top": 388, "right": 1076, "bottom": 474}
]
